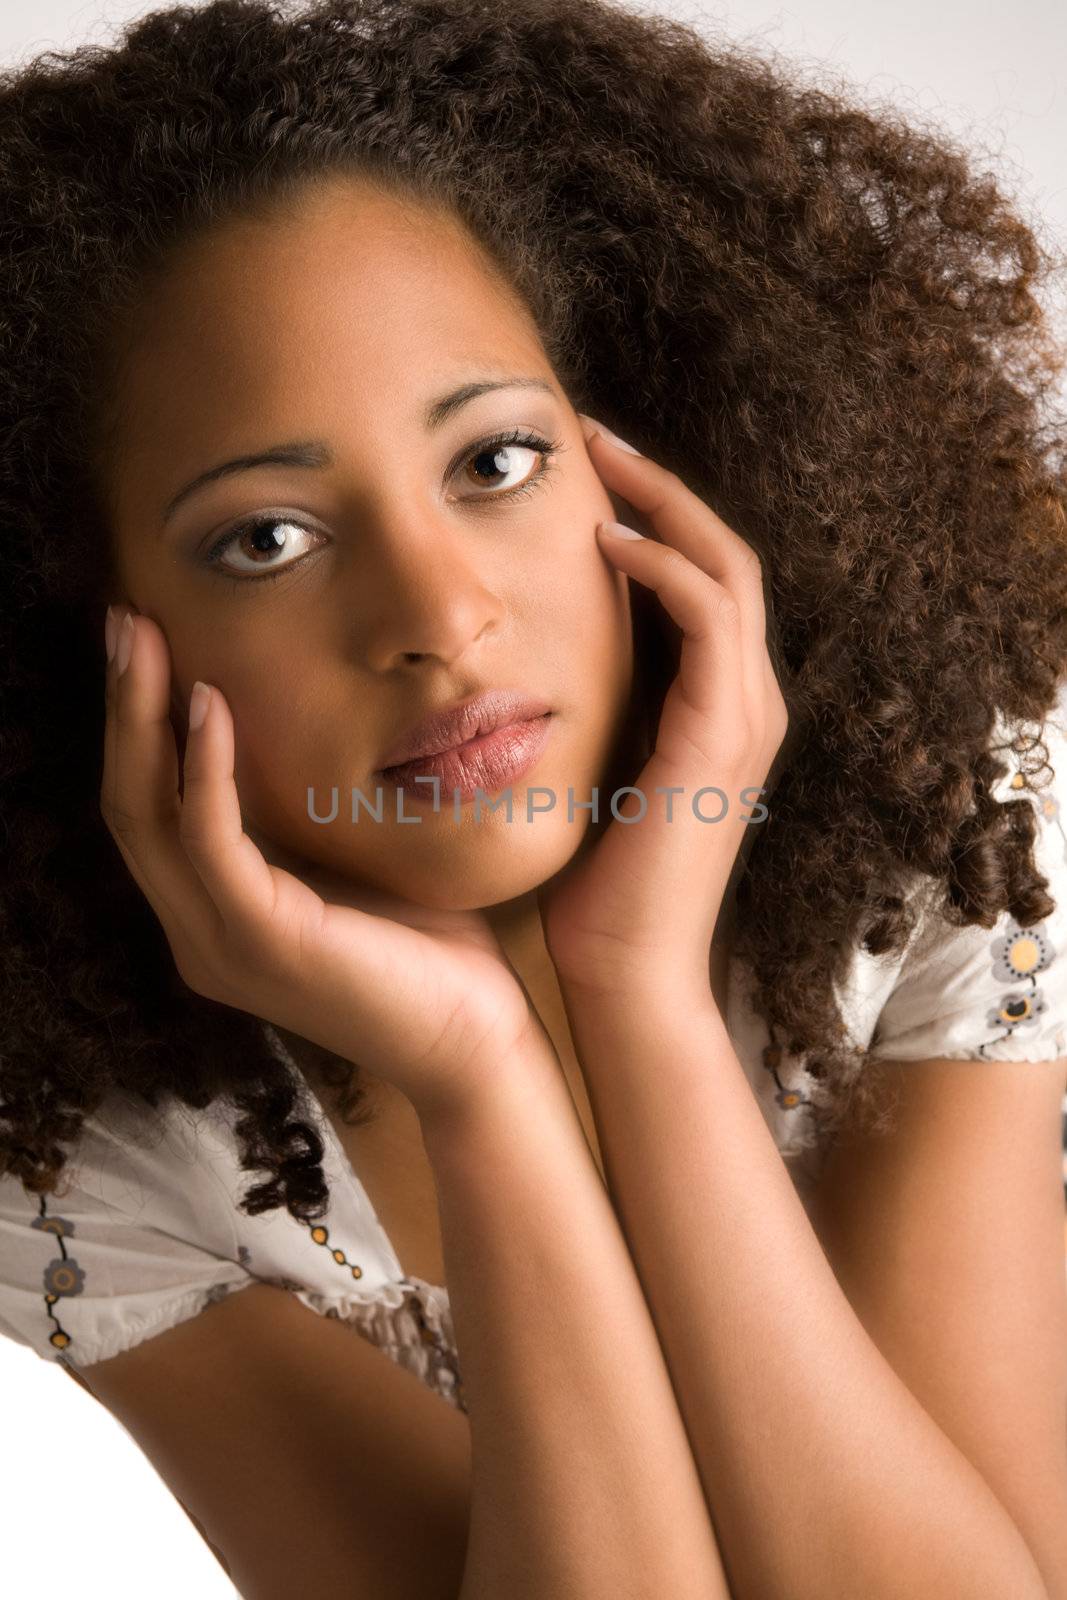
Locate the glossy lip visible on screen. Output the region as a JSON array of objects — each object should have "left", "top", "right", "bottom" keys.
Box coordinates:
[
  {"left": 375, "top": 689, "right": 554, "bottom": 772},
  {"left": 377, "top": 712, "right": 555, "bottom": 803}
]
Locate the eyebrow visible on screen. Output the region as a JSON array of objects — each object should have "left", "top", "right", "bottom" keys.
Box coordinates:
[{"left": 159, "top": 375, "right": 558, "bottom": 525}]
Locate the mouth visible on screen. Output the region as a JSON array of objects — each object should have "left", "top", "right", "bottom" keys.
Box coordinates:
[
  {"left": 377, "top": 711, "right": 555, "bottom": 804},
  {"left": 375, "top": 689, "right": 554, "bottom": 770}
]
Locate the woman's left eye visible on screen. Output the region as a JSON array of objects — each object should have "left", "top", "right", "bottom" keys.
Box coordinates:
[{"left": 455, "top": 428, "right": 562, "bottom": 499}]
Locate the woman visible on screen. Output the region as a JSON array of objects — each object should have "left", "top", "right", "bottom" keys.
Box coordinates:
[{"left": 1, "top": 0, "right": 1065, "bottom": 1594}]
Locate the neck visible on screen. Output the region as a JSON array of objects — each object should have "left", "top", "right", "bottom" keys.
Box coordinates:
[{"left": 486, "top": 888, "right": 562, "bottom": 1022}]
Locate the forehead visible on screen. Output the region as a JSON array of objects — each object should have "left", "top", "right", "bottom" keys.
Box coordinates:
[
  {"left": 122, "top": 176, "right": 534, "bottom": 391},
  {"left": 107, "top": 176, "right": 549, "bottom": 518}
]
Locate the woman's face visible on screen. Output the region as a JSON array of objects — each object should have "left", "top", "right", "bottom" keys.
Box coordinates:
[{"left": 104, "top": 174, "right": 636, "bottom": 910}]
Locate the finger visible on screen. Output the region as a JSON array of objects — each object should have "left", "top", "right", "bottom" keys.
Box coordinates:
[
  {"left": 579, "top": 415, "right": 768, "bottom": 698},
  {"left": 596, "top": 525, "right": 747, "bottom": 766},
  {"left": 101, "top": 609, "right": 225, "bottom": 949},
  {"left": 177, "top": 678, "right": 288, "bottom": 934},
  {"left": 578, "top": 415, "right": 765, "bottom": 612}
]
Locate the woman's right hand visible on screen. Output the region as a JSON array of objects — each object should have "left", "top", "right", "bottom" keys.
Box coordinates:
[{"left": 100, "top": 606, "right": 556, "bottom": 1125}]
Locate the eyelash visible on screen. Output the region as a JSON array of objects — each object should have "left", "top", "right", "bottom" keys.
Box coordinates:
[{"left": 203, "top": 427, "right": 566, "bottom": 589}]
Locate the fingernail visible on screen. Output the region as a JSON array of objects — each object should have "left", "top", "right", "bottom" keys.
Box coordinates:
[
  {"left": 580, "top": 416, "right": 642, "bottom": 455},
  {"left": 115, "top": 613, "right": 135, "bottom": 676},
  {"left": 104, "top": 605, "right": 117, "bottom": 664},
  {"left": 188, "top": 681, "right": 211, "bottom": 731},
  {"left": 598, "top": 519, "right": 646, "bottom": 540}
]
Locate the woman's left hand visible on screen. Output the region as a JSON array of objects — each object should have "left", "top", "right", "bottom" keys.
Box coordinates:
[{"left": 538, "top": 415, "right": 790, "bottom": 1002}]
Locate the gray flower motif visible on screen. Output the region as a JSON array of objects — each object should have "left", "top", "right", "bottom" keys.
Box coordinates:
[
  {"left": 236, "top": 1244, "right": 253, "bottom": 1268},
  {"left": 31, "top": 1214, "right": 75, "bottom": 1238},
  {"left": 991, "top": 919, "right": 1055, "bottom": 985},
  {"left": 43, "top": 1257, "right": 86, "bottom": 1297},
  {"left": 986, "top": 989, "right": 1047, "bottom": 1032},
  {"left": 202, "top": 1282, "right": 232, "bottom": 1306}
]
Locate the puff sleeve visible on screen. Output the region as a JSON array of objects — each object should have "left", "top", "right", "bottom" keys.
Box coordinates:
[
  {"left": 869, "top": 708, "right": 1067, "bottom": 1066},
  {"left": 0, "top": 1096, "right": 254, "bottom": 1372}
]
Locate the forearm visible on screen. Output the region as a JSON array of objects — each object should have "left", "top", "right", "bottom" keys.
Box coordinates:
[
  {"left": 557, "top": 984, "right": 1050, "bottom": 1600},
  {"left": 419, "top": 1046, "right": 730, "bottom": 1600}
]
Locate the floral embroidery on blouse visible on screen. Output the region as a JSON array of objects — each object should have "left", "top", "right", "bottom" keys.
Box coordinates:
[
  {"left": 980, "top": 916, "right": 1056, "bottom": 1056},
  {"left": 756, "top": 763, "right": 1067, "bottom": 1118},
  {"left": 761, "top": 1042, "right": 812, "bottom": 1113},
  {"left": 303, "top": 1218, "right": 364, "bottom": 1281},
  {"left": 1013, "top": 766, "right": 1066, "bottom": 851},
  {"left": 975, "top": 764, "right": 1065, "bottom": 1059},
  {"left": 31, "top": 1194, "right": 81, "bottom": 1354}
]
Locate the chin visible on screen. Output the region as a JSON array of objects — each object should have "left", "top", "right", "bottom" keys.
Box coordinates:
[{"left": 384, "top": 813, "right": 593, "bottom": 913}]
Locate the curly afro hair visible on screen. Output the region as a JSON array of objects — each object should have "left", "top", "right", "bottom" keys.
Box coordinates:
[{"left": 2, "top": 0, "right": 1066, "bottom": 1224}]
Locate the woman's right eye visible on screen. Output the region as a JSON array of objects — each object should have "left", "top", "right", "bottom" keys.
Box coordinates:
[{"left": 204, "top": 515, "right": 326, "bottom": 582}]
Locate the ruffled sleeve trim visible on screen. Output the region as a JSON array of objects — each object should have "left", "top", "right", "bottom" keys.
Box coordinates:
[{"left": 290, "top": 1274, "right": 466, "bottom": 1412}]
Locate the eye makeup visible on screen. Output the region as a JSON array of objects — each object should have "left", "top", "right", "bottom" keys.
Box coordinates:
[{"left": 199, "top": 425, "right": 566, "bottom": 588}]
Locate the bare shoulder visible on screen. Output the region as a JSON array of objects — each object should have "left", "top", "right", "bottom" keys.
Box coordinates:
[{"left": 77, "top": 1280, "right": 471, "bottom": 1600}]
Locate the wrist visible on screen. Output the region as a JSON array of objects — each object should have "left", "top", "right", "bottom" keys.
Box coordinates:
[
  {"left": 555, "top": 959, "right": 723, "bottom": 1020},
  {"left": 415, "top": 1033, "right": 569, "bottom": 1154},
  {"left": 556, "top": 971, "right": 730, "bottom": 1072}
]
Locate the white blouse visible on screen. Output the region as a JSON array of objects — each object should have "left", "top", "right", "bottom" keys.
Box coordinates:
[{"left": 2, "top": 683, "right": 1066, "bottom": 1412}]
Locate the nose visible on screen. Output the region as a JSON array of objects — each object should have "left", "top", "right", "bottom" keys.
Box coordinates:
[{"left": 357, "top": 516, "right": 506, "bottom": 672}]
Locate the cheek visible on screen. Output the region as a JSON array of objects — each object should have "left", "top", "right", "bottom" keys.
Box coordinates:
[
  {"left": 534, "top": 531, "right": 633, "bottom": 656},
  {"left": 533, "top": 547, "right": 637, "bottom": 794},
  {"left": 173, "top": 638, "right": 332, "bottom": 818},
  {"left": 554, "top": 543, "right": 634, "bottom": 687},
  {"left": 227, "top": 688, "right": 386, "bottom": 879}
]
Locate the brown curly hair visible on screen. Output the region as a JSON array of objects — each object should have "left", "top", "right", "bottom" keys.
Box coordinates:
[{"left": 2, "top": 0, "right": 1066, "bottom": 1224}]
